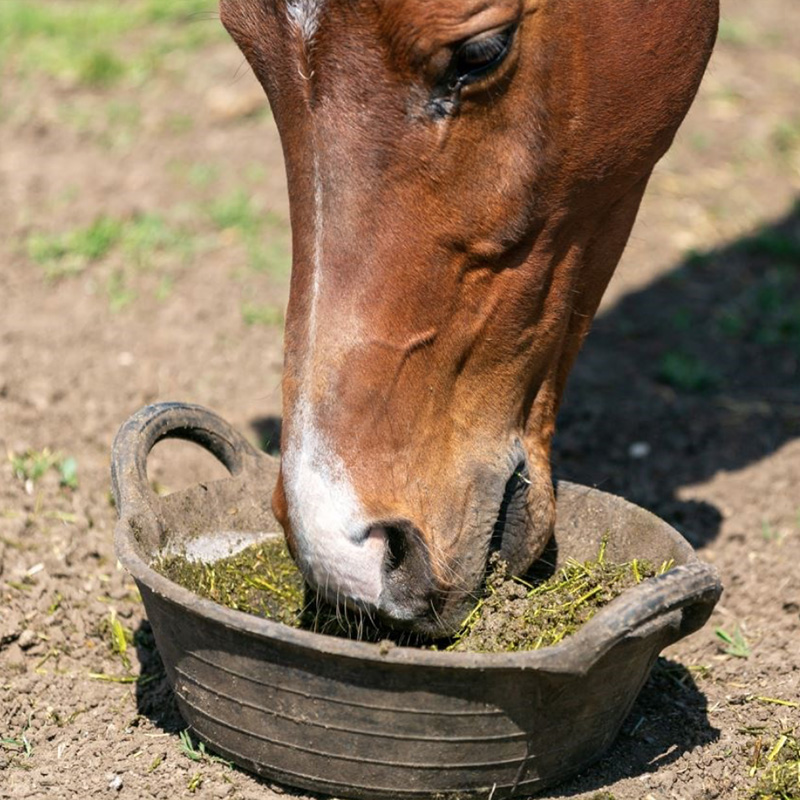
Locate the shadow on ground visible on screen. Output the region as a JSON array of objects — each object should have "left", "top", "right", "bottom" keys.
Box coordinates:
[
  {"left": 251, "top": 416, "right": 282, "bottom": 456},
  {"left": 553, "top": 657, "right": 719, "bottom": 796},
  {"left": 554, "top": 199, "right": 800, "bottom": 548},
  {"left": 134, "top": 620, "right": 184, "bottom": 734}
]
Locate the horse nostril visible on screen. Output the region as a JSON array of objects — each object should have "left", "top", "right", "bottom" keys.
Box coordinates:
[
  {"left": 372, "top": 520, "right": 439, "bottom": 624},
  {"left": 362, "top": 524, "right": 409, "bottom": 572},
  {"left": 384, "top": 525, "right": 409, "bottom": 572}
]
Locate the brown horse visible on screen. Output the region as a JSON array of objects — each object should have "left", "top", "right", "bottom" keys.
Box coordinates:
[{"left": 220, "top": 0, "right": 719, "bottom": 634}]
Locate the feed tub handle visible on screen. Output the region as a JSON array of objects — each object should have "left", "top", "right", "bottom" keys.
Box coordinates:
[
  {"left": 111, "top": 402, "right": 263, "bottom": 524},
  {"left": 559, "top": 561, "right": 722, "bottom": 675}
]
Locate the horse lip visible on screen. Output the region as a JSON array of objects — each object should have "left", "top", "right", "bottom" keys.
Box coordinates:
[{"left": 489, "top": 451, "right": 531, "bottom": 562}]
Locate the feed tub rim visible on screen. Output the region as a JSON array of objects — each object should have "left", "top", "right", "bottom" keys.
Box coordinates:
[{"left": 113, "top": 402, "right": 722, "bottom": 676}]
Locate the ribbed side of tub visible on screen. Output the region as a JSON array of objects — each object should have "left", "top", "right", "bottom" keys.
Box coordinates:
[{"left": 139, "top": 584, "right": 663, "bottom": 800}]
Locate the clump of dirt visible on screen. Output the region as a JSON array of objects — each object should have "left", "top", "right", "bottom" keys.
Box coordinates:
[{"left": 155, "top": 536, "right": 672, "bottom": 652}]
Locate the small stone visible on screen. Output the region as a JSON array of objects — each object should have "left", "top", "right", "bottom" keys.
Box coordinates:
[
  {"left": 629, "top": 441, "right": 652, "bottom": 459},
  {"left": 107, "top": 773, "right": 123, "bottom": 791},
  {"left": 4, "top": 642, "right": 26, "bottom": 672},
  {"left": 0, "top": 610, "right": 23, "bottom": 647},
  {"left": 206, "top": 84, "right": 266, "bottom": 121},
  {"left": 660, "top": 769, "right": 676, "bottom": 788},
  {"left": 18, "top": 629, "right": 37, "bottom": 650}
]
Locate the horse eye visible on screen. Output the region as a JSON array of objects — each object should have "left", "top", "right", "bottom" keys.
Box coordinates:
[{"left": 451, "top": 26, "right": 515, "bottom": 89}]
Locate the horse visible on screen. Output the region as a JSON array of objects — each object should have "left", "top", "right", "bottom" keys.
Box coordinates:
[{"left": 219, "top": 0, "right": 720, "bottom": 634}]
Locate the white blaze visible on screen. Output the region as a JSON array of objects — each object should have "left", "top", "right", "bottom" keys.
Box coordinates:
[
  {"left": 308, "top": 151, "right": 322, "bottom": 350},
  {"left": 287, "top": 0, "right": 324, "bottom": 45},
  {"left": 282, "top": 418, "right": 385, "bottom": 606},
  {"left": 280, "top": 70, "right": 385, "bottom": 607}
]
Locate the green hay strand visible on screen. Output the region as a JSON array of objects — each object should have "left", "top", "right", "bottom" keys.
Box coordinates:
[
  {"left": 154, "top": 536, "right": 672, "bottom": 653},
  {"left": 748, "top": 730, "right": 800, "bottom": 800}
]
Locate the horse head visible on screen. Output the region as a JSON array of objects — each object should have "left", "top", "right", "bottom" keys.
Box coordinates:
[{"left": 221, "top": 0, "right": 719, "bottom": 633}]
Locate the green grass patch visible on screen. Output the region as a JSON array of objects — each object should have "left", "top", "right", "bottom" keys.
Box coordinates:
[
  {"left": 179, "top": 729, "right": 232, "bottom": 773},
  {"left": 58, "top": 457, "right": 79, "bottom": 490},
  {"left": 1, "top": 732, "right": 32, "bottom": 759},
  {"left": 27, "top": 213, "right": 192, "bottom": 283},
  {"left": 209, "top": 190, "right": 291, "bottom": 275},
  {"left": 0, "top": 0, "right": 224, "bottom": 87},
  {"left": 28, "top": 217, "right": 123, "bottom": 278},
  {"left": 186, "top": 163, "right": 220, "bottom": 188},
  {"left": 27, "top": 212, "right": 195, "bottom": 311},
  {"left": 742, "top": 232, "right": 800, "bottom": 265},
  {"left": 106, "top": 100, "right": 142, "bottom": 129},
  {"left": 706, "top": 234, "right": 800, "bottom": 352},
  {"left": 241, "top": 302, "right": 284, "bottom": 327},
  {"left": 244, "top": 163, "right": 268, "bottom": 183},
  {"left": 715, "top": 625, "right": 751, "bottom": 659},
  {"left": 746, "top": 728, "right": 800, "bottom": 800},
  {"left": 715, "top": 308, "right": 746, "bottom": 338},
  {"left": 9, "top": 448, "right": 79, "bottom": 490},
  {"left": 79, "top": 49, "right": 126, "bottom": 87},
  {"left": 209, "top": 190, "right": 262, "bottom": 237},
  {"left": 165, "top": 112, "right": 194, "bottom": 134},
  {"left": 717, "top": 18, "right": 756, "bottom": 46},
  {"left": 120, "top": 213, "right": 194, "bottom": 269},
  {"left": 670, "top": 308, "right": 693, "bottom": 333},
  {"left": 247, "top": 239, "right": 291, "bottom": 274},
  {"left": 772, "top": 118, "right": 800, "bottom": 157},
  {"left": 59, "top": 99, "right": 144, "bottom": 149},
  {"left": 96, "top": 609, "right": 134, "bottom": 671},
  {"left": 107, "top": 270, "right": 137, "bottom": 312},
  {"left": 658, "top": 351, "right": 719, "bottom": 393},
  {"left": 689, "top": 131, "right": 712, "bottom": 153},
  {"left": 155, "top": 275, "right": 175, "bottom": 302}
]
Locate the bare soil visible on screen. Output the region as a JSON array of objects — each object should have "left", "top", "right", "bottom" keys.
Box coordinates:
[{"left": 1, "top": 1, "right": 799, "bottom": 799}]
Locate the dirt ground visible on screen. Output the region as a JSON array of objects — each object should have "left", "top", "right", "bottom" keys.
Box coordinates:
[{"left": 1, "top": 1, "right": 799, "bottom": 798}]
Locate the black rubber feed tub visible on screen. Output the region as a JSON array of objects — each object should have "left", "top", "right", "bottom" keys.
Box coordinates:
[{"left": 112, "top": 403, "right": 721, "bottom": 800}]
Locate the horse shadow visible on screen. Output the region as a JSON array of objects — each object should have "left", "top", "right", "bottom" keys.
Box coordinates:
[
  {"left": 552, "top": 198, "right": 800, "bottom": 548},
  {"left": 550, "top": 657, "right": 719, "bottom": 797}
]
